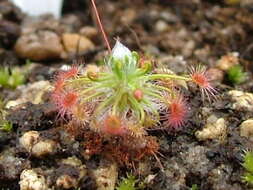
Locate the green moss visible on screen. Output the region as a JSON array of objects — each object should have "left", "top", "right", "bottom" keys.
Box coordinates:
[
  {"left": 116, "top": 175, "right": 137, "bottom": 190},
  {"left": 190, "top": 184, "right": 198, "bottom": 190},
  {"left": 0, "top": 120, "right": 12, "bottom": 132},
  {"left": 0, "top": 66, "right": 26, "bottom": 89},
  {"left": 242, "top": 151, "right": 253, "bottom": 186},
  {"left": 0, "top": 67, "right": 11, "bottom": 88},
  {"left": 226, "top": 65, "right": 246, "bottom": 85}
]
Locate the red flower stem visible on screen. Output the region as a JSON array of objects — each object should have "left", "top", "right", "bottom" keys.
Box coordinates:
[{"left": 90, "top": 0, "right": 112, "bottom": 53}]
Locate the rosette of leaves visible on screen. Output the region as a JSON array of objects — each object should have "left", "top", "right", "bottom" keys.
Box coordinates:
[{"left": 52, "top": 41, "right": 217, "bottom": 138}]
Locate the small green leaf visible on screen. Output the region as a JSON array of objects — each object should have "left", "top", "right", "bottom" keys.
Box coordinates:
[
  {"left": 0, "top": 120, "right": 12, "bottom": 132},
  {"left": 243, "top": 151, "right": 253, "bottom": 174},
  {"left": 242, "top": 151, "right": 253, "bottom": 186},
  {"left": 242, "top": 173, "right": 253, "bottom": 185},
  {"left": 0, "top": 67, "right": 10, "bottom": 87},
  {"left": 116, "top": 174, "right": 137, "bottom": 190},
  {"left": 227, "top": 65, "right": 246, "bottom": 85},
  {"left": 190, "top": 184, "right": 198, "bottom": 190},
  {"left": 0, "top": 66, "right": 26, "bottom": 89}
]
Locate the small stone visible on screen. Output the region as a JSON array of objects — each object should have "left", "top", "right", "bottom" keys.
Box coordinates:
[
  {"left": 6, "top": 80, "right": 52, "bottom": 109},
  {"left": 155, "top": 20, "right": 168, "bottom": 33},
  {"left": 61, "top": 14, "right": 82, "bottom": 32},
  {"left": 79, "top": 26, "right": 98, "bottom": 39},
  {"left": 120, "top": 9, "right": 137, "bottom": 25},
  {"left": 182, "top": 40, "right": 195, "bottom": 58},
  {"left": 32, "top": 140, "right": 57, "bottom": 157},
  {"left": 15, "top": 30, "right": 63, "bottom": 61},
  {"left": 61, "top": 156, "right": 83, "bottom": 167},
  {"left": 195, "top": 118, "right": 227, "bottom": 141},
  {"left": 240, "top": 119, "right": 253, "bottom": 141},
  {"left": 21, "top": 16, "right": 62, "bottom": 35},
  {"left": 206, "top": 115, "right": 219, "bottom": 124},
  {"left": 228, "top": 90, "right": 253, "bottom": 111},
  {"left": 91, "top": 159, "right": 118, "bottom": 190},
  {"left": 19, "top": 131, "right": 58, "bottom": 158},
  {"left": 160, "top": 11, "right": 179, "bottom": 23},
  {"left": 217, "top": 52, "right": 239, "bottom": 71},
  {"left": 19, "top": 169, "right": 49, "bottom": 190},
  {"left": 19, "top": 131, "right": 40, "bottom": 151},
  {"left": 56, "top": 156, "right": 87, "bottom": 189},
  {"left": 62, "top": 33, "right": 95, "bottom": 54}
]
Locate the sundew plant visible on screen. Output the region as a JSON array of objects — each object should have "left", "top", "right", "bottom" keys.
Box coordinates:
[{"left": 52, "top": 40, "right": 216, "bottom": 138}]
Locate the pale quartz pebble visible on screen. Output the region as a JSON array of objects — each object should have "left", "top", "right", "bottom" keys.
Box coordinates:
[
  {"left": 6, "top": 81, "right": 52, "bottom": 108},
  {"left": 217, "top": 52, "right": 239, "bottom": 71},
  {"left": 111, "top": 40, "right": 132, "bottom": 60},
  {"left": 19, "top": 131, "right": 40, "bottom": 151},
  {"left": 240, "top": 119, "right": 253, "bottom": 141},
  {"left": 91, "top": 159, "right": 118, "bottom": 190},
  {"left": 206, "top": 115, "right": 218, "bottom": 124},
  {"left": 195, "top": 118, "right": 227, "bottom": 141},
  {"left": 61, "top": 156, "right": 83, "bottom": 167},
  {"left": 56, "top": 157, "right": 87, "bottom": 189},
  {"left": 19, "top": 131, "right": 58, "bottom": 158},
  {"left": 20, "top": 169, "right": 49, "bottom": 190},
  {"left": 155, "top": 20, "right": 169, "bottom": 33},
  {"left": 144, "top": 174, "right": 157, "bottom": 184},
  {"left": 228, "top": 90, "right": 253, "bottom": 111},
  {"left": 32, "top": 140, "right": 57, "bottom": 157}
]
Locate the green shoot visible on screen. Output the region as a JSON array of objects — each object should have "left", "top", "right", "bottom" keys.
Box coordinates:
[
  {"left": 116, "top": 174, "right": 137, "bottom": 190},
  {"left": 190, "top": 184, "right": 198, "bottom": 190},
  {"left": 0, "top": 66, "right": 26, "bottom": 89},
  {"left": 242, "top": 150, "right": 253, "bottom": 186},
  {"left": 226, "top": 65, "right": 246, "bottom": 85},
  {"left": 0, "top": 120, "right": 12, "bottom": 132}
]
